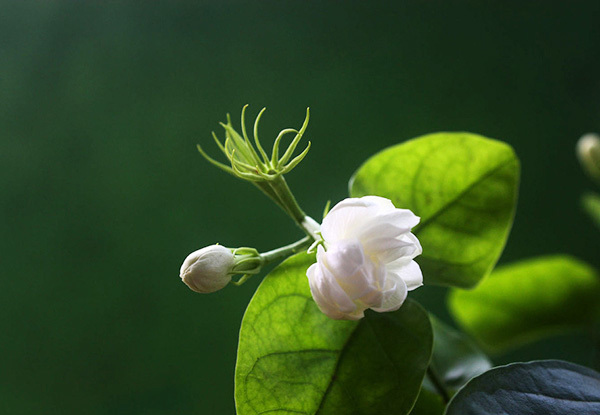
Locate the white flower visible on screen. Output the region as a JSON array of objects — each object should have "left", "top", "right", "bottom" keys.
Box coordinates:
[
  {"left": 306, "top": 196, "right": 423, "bottom": 320},
  {"left": 180, "top": 245, "right": 235, "bottom": 293}
]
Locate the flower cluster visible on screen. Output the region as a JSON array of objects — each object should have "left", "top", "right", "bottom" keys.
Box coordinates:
[
  {"left": 181, "top": 107, "right": 424, "bottom": 321},
  {"left": 306, "top": 196, "right": 423, "bottom": 320}
]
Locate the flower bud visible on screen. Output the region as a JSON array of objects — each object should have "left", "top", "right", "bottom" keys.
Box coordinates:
[
  {"left": 577, "top": 133, "right": 600, "bottom": 180},
  {"left": 179, "top": 245, "right": 235, "bottom": 293},
  {"left": 306, "top": 196, "right": 423, "bottom": 320}
]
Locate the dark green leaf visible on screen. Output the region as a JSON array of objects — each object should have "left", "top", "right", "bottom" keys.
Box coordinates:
[
  {"left": 409, "top": 319, "right": 491, "bottom": 414},
  {"left": 430, "top": 318, "right": 491, "bottom": 392},
  {"left": 350, "top": 132, "right": 519, "bottom": 288},
  {"left": 449, "top": 255, "right": 600, "bottom": 352},
  {"left": 235, "top": 252, "right": 433, "bottom": 415},
  {"left": 409, "top": 388, "right": 445, "bottom": 415},
  {"left": 444, "top": 360, "right": 600, "bottom": 415}
]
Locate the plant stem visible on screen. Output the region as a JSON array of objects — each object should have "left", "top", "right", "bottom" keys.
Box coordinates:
[
  {"left": 268, "top": 175, "right": 313, "bottom": 237},
  {"left": 253, "top": 181, "right": 296, "bottom": 219},
  {"left": 261, "top": 236, "right": 312, "bottom": 264},
  {"left": 427, "top": 365, "right": 450, "bottom": 404}
]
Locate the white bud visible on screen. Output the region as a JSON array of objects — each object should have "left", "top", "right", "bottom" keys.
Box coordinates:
[
  {"left": 179, "top": 245, "right": 235, "bottom": 293},
  {"left": 306, "top": 196, "right": 423, "bottom": 320},
  {"left": 577, "top": 133, "right": 600, "bottom": 180}
]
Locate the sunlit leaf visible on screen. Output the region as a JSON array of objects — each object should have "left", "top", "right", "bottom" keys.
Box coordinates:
[
  {"left": 235, "top": 252, "right": 433, "bottom": 415},
  {"left": 445, "top": 360, "right": 600, "bottom": 415},
  {"left": 449, "top": 255, "right": 600, "bottom": 352},
  {"left": 350, "top": 132, "right": 519, "bottom": 288}
]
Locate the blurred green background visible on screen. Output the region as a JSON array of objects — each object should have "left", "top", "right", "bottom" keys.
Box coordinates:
[{"left": 2, "top": 1, "right": 600, "bottom": 414}]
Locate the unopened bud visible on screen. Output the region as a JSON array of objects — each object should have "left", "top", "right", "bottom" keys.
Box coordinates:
[
  {"left": 179, "top": 245, "right": 235, "bottom": 293},
  {"left": 179, "top": 245, "right": 265, "bottom": 293},
  {"left": 577, "top": 133, "right": 600, "bottom": 180}
]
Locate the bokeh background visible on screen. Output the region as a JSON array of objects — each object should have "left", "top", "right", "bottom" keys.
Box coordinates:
[{"left": 2, "top": 1, "right": 600, "bottom": 414}]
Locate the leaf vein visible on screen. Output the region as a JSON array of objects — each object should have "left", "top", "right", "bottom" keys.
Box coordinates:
[
  {"left": 313, "top": 325, "right": 362, "bottom": 414},
  {"left": 414, "top": 156, "right": 515, "bottom": 234}
]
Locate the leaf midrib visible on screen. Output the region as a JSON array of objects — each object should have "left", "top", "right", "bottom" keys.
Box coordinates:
[
  {"left": 414, "top": 156, "right": 515, "bottom": 235},
  {"left": 313, "top": 322, "right": 361, "bottom": 415}
]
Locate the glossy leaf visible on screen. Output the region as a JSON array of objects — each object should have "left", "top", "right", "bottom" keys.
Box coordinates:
[
  {"left": 449, "top": 255, "right": 600, "bottom": 352},
  {"left": 430, "top": 317, "right": 492, "bottom": 392},
  {"left": 350, "top": 132, "right": 519, "bottom": 288},
  {"left": 235, "top": 252, "right": 433, "bottom": 415},
  {"left": 445, "top": 360, "right": 600, "bottom": 415}
]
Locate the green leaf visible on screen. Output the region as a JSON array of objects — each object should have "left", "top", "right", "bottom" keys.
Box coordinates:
[
  {"left": 349, "top": 132, "right": 519, "bottom": 288},
  {"left": 444, "top": 360, "right": 600, "bottom": 415},
  {"left": 235, "top": 252, "right": 433, "bottom": 415},
  {"left": 582, "top": 192, "right": 600, "bottom": 229},
  {"left": 410, "top": 318, "right": 492, "bottom": 414},
  {"left": 409, "top": 388, "right": 445, "bottom": 415},
  {"left": 448, "top": 255, "right": 600, "bottom": 352},
  {"left": 429, "top": 318, "right": 491, "bottom": 393}
]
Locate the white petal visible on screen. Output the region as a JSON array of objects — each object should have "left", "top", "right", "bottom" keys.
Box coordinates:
[
  {"left": 376, "top": 209, "right": 420, "bottom": 231},
  {"left": 308, "top": 282, "right": 345, "bottom": 319},
  {"left": 362, "top": 236, "right": 414, "bottom": 264},
  {"left": 387, "top": 260, "right": 423, "bottom": 291},
  {"left": 307, "top": 262, "right": 349, "bottom": 319},
  {"left": 321, "top": 202, "right": 370, "bottom": 243},
  {"left": 356, "top": 222, "right": 406, "bottom": 246},
  {"left": 340, "top": 309, "right": 366, "bottom": 321},
  {"left": 325, "top": 241, "right": 374, "bottom": 296},
  {"left": 371, "top": 275, "right": 407, "bottom": 312},
  {"left": 321, "top": 196, "right": 398, "bottom": 243},
  {"left": 315, "top": 250, "right": 356, "bottom": 314},
  {"left": 324, "top": 239, "right": 366, "bottom": 280},
  {"left": 398, "top": 232, "right": 422, "bottom": 259},
  {"left": 371, "top": 232, "right": 422, "bottom": 263},
  {"left": 344, "top": 266, "right": 379, "bottom": 301},
  {"left": 359, "top": 195, "right": 396, "bottom": 211},
  {"left": 356, "top": 264, "right": 385, "bottom": 306}
]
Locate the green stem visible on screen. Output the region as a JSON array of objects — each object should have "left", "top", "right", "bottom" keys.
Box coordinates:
[
  {"left": 230, "top": 274, "right": 251, "bottom": 286},
  {"left": 261, "top": 236, "right": 312, "bottom": 264},
  {"left": 253, "top": 181, "right": 295, "bottom": 218},
  {"left": 427, "top": 365, "right": 450, "bottom": 404},
  {"left": 268, "top": 175, "right": 312, "bottom": 236}
]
